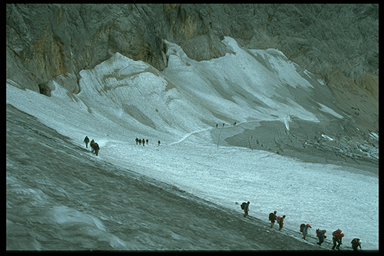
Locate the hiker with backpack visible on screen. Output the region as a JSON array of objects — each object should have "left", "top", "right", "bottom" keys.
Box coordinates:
[
  {"left": 90, "top": 139, "right": 95, "bottom": 152},
  {"left": 90, "top": 139, "right": 100, "bottom": 156},
  {"left": 331, "top": 229, "right": 344, "bottom": 250},
  {"left": 240, "top": 201, "right": 250, "bottom": 217},
  {"left": 92, "top": 142, "right": 100, "bottom": 156},
  {"left": 300, "top": 223, "right": 312, "bottom": 240},
  {"left": 269, "top": 211, "right": 277, "bottom": 228},
  {"left": 276, "top": 215, "right": 286, "bottom": 231},
  {"left": 351, "top": 238, "right": 362, "bottom": 251},
  {"left": 316, "top": 229, "right": 327, "bottom": 246}
]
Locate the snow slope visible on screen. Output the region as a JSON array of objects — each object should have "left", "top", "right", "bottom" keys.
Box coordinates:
[
  {"left": 6, "top": 36, "right": 378, "bottom": 250},
  {"left": 6, "top": 105, "right": 330, "bottom": 250}
]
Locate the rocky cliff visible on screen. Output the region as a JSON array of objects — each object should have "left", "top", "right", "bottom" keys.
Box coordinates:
[{"left": 6, "top": 4, "right": 378, "bottom": 131}]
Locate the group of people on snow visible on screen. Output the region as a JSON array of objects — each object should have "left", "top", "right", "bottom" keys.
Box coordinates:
[
  {"left": 240, "top": 202, "right": 362, "bottom": 251},
  {"left": 82, "top": 134, "right": 363, "bottom": 251},
  {"left": 215, "top": 121, "right": 237, "bottom": 128},
  {"left": 83, "top": 136, "right": 100, "bottom": 156},
  {"left": 135, "top": 137, "right": 161, "bottom": 146},
  {"left": 135, "top": 137, "right": 149, "bottom": 146},
  {"left": 83, "top": 135, "right": 162, "bottom": 156},
  {"left": 268, "top": 210, "right": 285, "bottom": 231}
]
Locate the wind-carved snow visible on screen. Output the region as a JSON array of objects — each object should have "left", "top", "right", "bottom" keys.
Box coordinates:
[
  {"left": 283, "top": 115, "right": 291, "bottom": 131},
  {"left": 248, "top": 48, "right": 314, "bottom": 89},
  {"left": 163, "top": 36, "right": 319, "bottom": 127},
  {"left": 52, "top": 206, "right": 106, "bottom": 231},
  {"left": 317, "top": 103, "right": 343, "bottom": 119},
  {"left": 50, "top": 206, "right": 127, "bottom": 249},
  {"left": 369, "top": 132, "right": 378, "bottom": 141},
  {"left": 321, "top": 134, "right": 334, "bottom": 141},
  {"left": 6, "top": 36, "right": 378, "bottom": 250}
]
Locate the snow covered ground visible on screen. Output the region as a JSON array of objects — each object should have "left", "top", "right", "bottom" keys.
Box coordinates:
[{"left": 6, "top": 37, "right": 378, "bottom": 250}]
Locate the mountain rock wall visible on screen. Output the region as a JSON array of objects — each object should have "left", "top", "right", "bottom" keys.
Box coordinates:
[{"left": 6, "top": 4, "right": 378, "bottom": 129}]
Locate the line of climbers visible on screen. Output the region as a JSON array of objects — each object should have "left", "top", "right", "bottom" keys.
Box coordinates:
[
  {"left": 135, "top": 138, "right": 148, "bottom": 146},
  {"left": 240, "top": 201, "right": 362, "bottom": 251},
  {"left": 215, "top": 121, "right": 237, "bottom": 128},
  {"left": 84, "top": 136, "right": 99, "bottom": 156},
  {"left": 82, "top": 135, "right": 362, "bottom": 251},
  {"left": 135, "top": 138, "right": 161, "bottom": 146},
  {"left": 83, "top": 136, "right": 162, "bottom": 156}
]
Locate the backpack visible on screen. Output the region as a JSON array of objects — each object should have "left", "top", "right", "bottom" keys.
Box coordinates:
[
  {"left": 241, "top": 202, "right": 246, "bottom": 210},
  {"left": 351, "top": 238, "right": 360, "bottom": 246},
  {"left": 269, "top": 212, "right": 274, "bottom": 221},
  {"left": 300, "top": 223, "right": 306, "bottom": 232},
  {"left": 333, "top": 229, "right": 342, "bottom": 238},
  {"left": 317, "top": 229, "right": 326, "bottom": 237}
]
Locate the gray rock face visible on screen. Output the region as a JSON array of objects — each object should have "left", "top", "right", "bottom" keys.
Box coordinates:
[{"left": 6, "top": 4, "right": 378, "bottom": 130}]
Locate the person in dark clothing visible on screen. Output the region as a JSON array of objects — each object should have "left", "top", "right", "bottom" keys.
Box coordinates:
[
  {"left": 316, "top": 229, "right": 327, "bottom": 246},
  {"left": 90, "top": 139, "right": 99, "bottom": 155},
  {"left": 351, "top": 238, "right": 361, "bottom": 251},
  {"left": 84, "top": 136, "right": 90, "bottom": 148},
  {"left": 269, "top": 211, "right": 277, "bottom": 228},
  {"left": 91, "top": 142, "right": 100, "bottom": 156},
  {"left": 158, "top": 140, "right": 161, "bottom": 146},
  {"left": 332, "top": 229, "right": 344, "bottom": 250},
  {"left": 240, "top": 201, "right": 250, "bottom": 217},
  {"left": 90, "top": 139, "right": 95, "bottom": 152}
]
